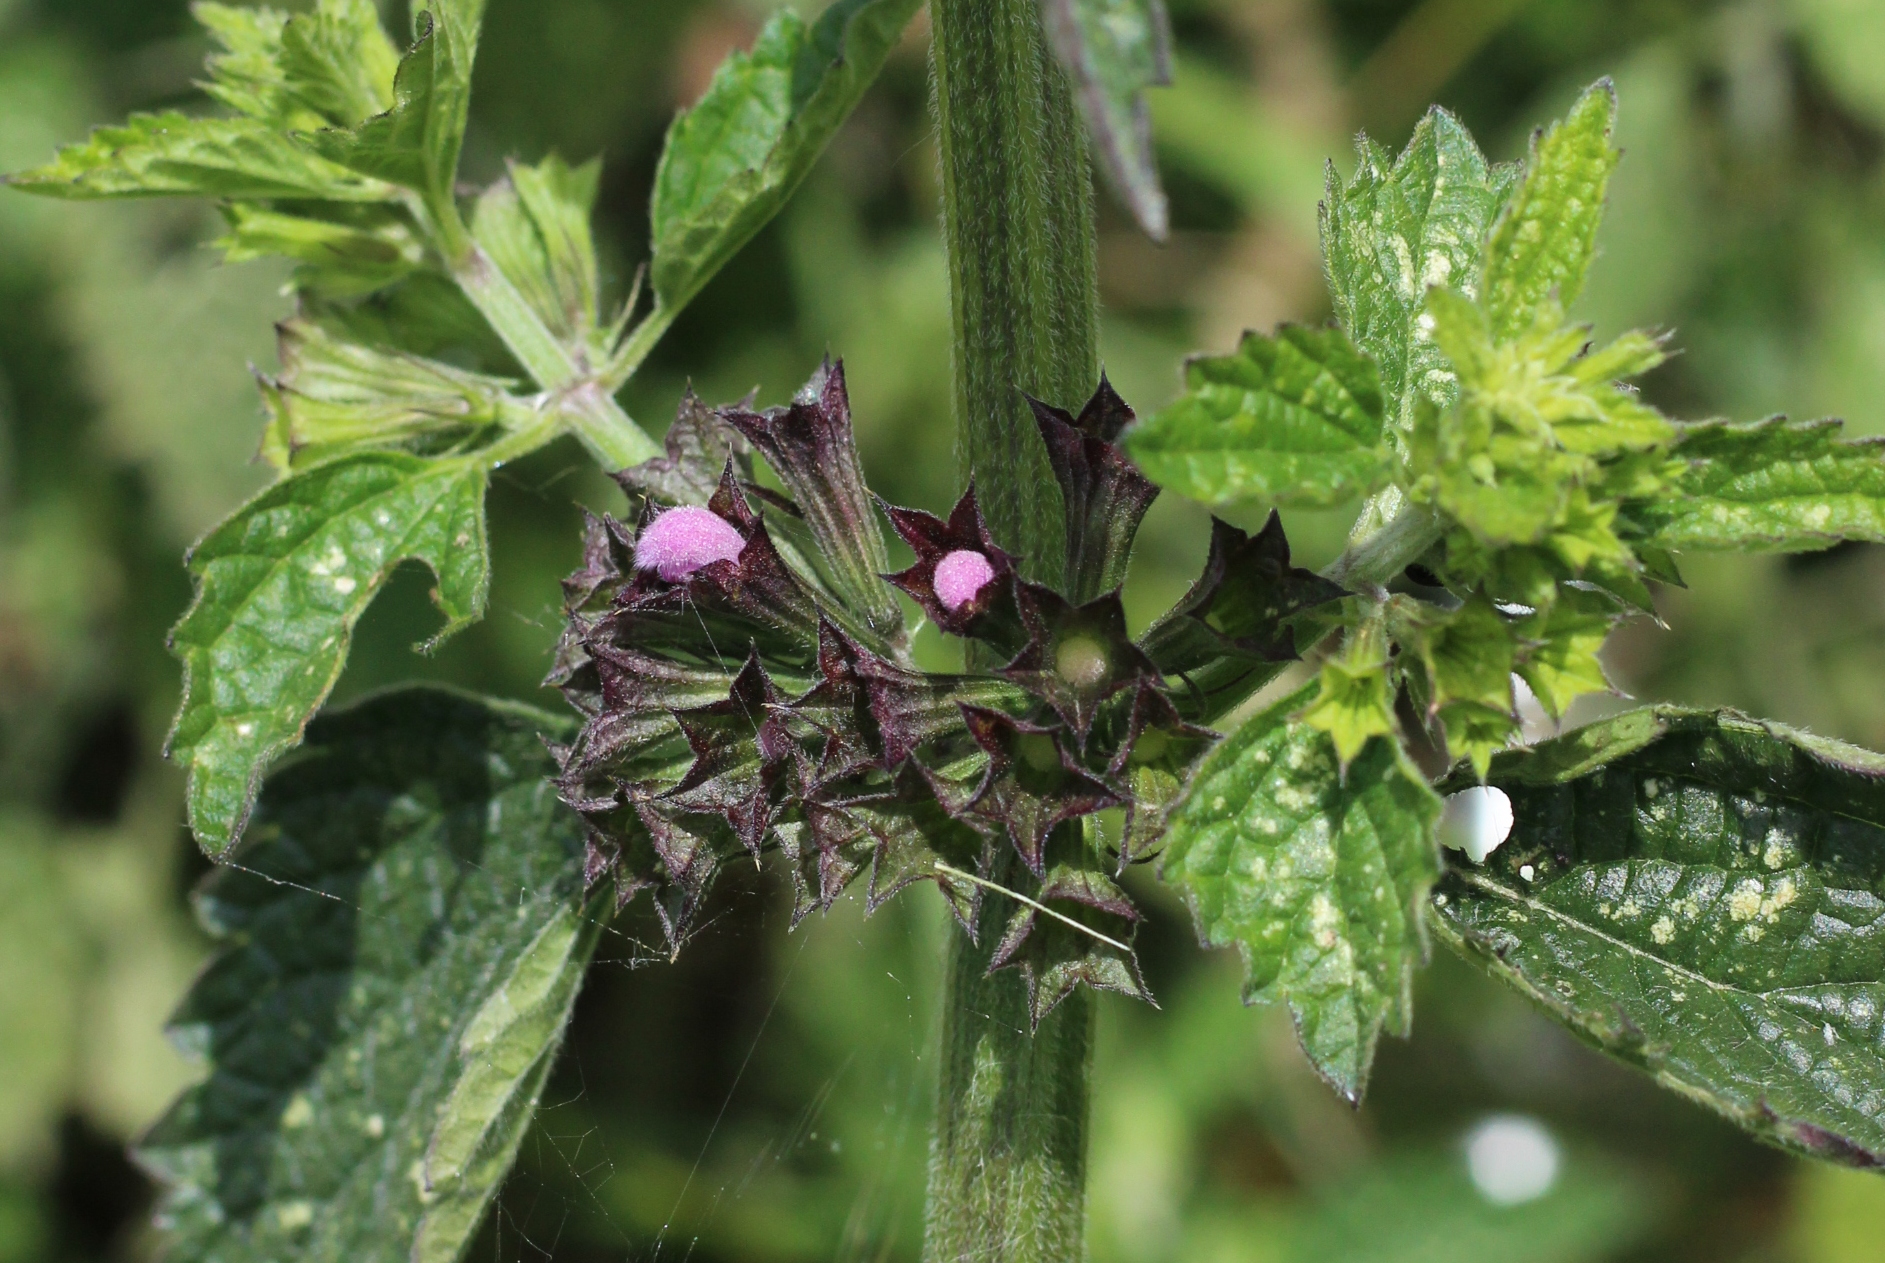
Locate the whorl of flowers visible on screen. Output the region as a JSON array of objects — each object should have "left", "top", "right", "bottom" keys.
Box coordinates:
[{"left": 549, "top": 361, "right": 1345, "bottom": 1023}]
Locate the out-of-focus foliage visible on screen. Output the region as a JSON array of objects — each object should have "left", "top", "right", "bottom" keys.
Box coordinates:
[{"left": 7, "top": 0, "right": 1885, "bottom": 1259}]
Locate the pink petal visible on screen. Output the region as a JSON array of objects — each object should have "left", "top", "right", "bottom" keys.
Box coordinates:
[
  {"left": 635, "top": 505, "right": 745, "bottom": 582},
  {"left": 933, "top": 549, "right": 995, "bottom": 612}
]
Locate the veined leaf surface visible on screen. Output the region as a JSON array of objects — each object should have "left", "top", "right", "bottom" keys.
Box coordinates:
[
  {"left": 1159, "top": 683, "right": 1443, "bottom": 1100},
  {"left": 139, "top": 687, "right": 601, "bottom": 1262},
  {"left": 167, "top": 452, "right": 489, "bottom": 855},
  {"left": 1125, "top": 324, "right": 1390, "bottom": 508},
  {"left": 649, "top": 0, "right": 922, "bottom": 312},
  {"left": 1436, "top": 706, "right": 1885, "bottom": 1167}
]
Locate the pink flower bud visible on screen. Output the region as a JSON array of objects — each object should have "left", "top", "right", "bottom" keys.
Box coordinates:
[
  {"left": 933, "top": 549, "right": 995, "bottom": 612},
  {"left": 635, "top": 505, "right": 745, "bottom": 582}
]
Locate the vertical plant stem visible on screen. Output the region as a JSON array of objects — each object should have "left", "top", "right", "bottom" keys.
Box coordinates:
[
  {"left": 927, "top": 0, "right": 1101, "bottom": 1259},
  {"left": 926, "top": 846, "right": 1094, "bottom": 1263},
  {"left": 931, "top": 0, "right": 1101, "bottom": 584}
]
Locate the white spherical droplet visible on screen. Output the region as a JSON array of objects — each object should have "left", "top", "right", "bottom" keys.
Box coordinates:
[
  {"left": 1464, "top": 1114, "right": 1560, "bottom": 1206},
  {"left": 1439, "top": 785, "right": 1515, "bottom": 864}
]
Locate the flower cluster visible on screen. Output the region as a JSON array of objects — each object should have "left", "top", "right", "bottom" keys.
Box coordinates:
[{"left": 551, "top": 362, "right": 1344, "bottom": 1021}]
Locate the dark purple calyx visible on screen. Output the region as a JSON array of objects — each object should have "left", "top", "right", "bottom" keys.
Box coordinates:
[
  {"left": 720, "top": 359, "right": 902, "bottom": 640},
  {"left": 1003, "top": 585, "right": 1160, "bottom": 746},
  {"left": 882, "top": 484, "right": 1022, "bottom": 644},
  {"left": 615, "top": 387, "right": 754, "bottom": 504},
  {"left": 1028, "top": 375, "right": 1159, "bottom": 604},
  {"left": 955, "top": 706, "right": 1120, "bottom": 876}
]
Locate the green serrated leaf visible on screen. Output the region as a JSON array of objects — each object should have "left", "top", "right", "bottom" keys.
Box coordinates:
[
  {"left": 1436, "top": 706, "right": 1885, "bottom": 1168},
  {"left": 194, "top": 3, "right": 314, "bottom": 129},
  {"left": 1481, "top": 80, "right": 1619, "bottom": 341},
  {"left": 471, "top": 155, "right": 605, "bottom": 356},
  {"left": 139, "top": 687, "right": 602, "bottom": 1262},
  {"left": 307, "top": 0, "right": 484, "bottom": 211},
  {"left": 1515, "top": 587, "right": 1617, "bottom": 720},
  {"left": 167, "top": 453, "right": 490, "bottom": 855},
  {"left": 1125, "top": 324, "right": 1390, "bottom": 508},
  {"left": 1631, "top": 416, "right": 1885, "bottom": 552},
  {"left": 278, "top": 0, "right": 400, "bottom": 128},
  {"left": 649, "top": 0, "right": 921, "bottom": 313},
  {"left": 5, "top": 111, "right": 397, "bottom": 201},
  {"left": 1040, "top": 0, "right": 1172, "bottom": 240},
  {"left": 1160, "top": 681, "right": 1442, "bottom": 1100},
  {"left": 1298, "top": 619, "right": 1400, "bottom": 769},
  {"left": 1319, "top": 106, "right": 1513, "bottom": 431}
]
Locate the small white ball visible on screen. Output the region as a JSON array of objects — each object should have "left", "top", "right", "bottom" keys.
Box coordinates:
[
  {"left": 1438, "top": 785, "right": 1515, "bottom": 864},
  {"left": 1464, "top": 1114, "right": 1560, "bottom": 1205}
]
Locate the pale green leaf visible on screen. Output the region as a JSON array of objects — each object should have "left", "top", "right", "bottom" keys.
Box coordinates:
[
  {"left": 649, "top": 0, "right": 922, "bottom": 312},
  {"left": 1631, "top": 416, "right": 1885, "bottom": 551},
  {"left": 139, "top": 687, "right": 602, "bottom": 1262},
  {"left": 259, "top": 318, "right": 526, "bottom": 469},
  {"left": 471, "top": 155, "right": 604, "bottom": 356},
  {"left": 1481, "top": 80, "right": 1619, "bottom": 341},
  {"left": 1320, "top": 106, "right": 1513, "bottom": 430},
  {"left": 1160, "top": 682, "right": 1443, "bottom": 1100},
  {"left": 278, "top": 0, "right": 401, "bottom": 127},
  {"left": 1436, "top": 706, "right": 1885, "bottom": 1167},
  {"left": 1124, "top": 324, "right": 1391, "bottom": 507},
  {"left": 5, "top": 111, "right": 396, "bottom": 201},
  {"left": 1040, "top": 0, "right": 1172, "bottom": 239},
  {"left": 218, "top": 204, "right": 425, "bottom": 297},
  {"left": 307, "top": 0, "right": 484, "bottom": 210},
  {"left": 167, "top": 452, "right": 490, "bottom": 855}
]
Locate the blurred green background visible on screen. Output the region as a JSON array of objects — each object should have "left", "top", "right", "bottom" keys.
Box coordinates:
[{"left": 5, "top": 0, "right": 1885, "bottom": 1259}]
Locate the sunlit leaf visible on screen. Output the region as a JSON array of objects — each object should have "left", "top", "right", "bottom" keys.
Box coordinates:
[
  {"left": 1125, "top": 324, "right": 1391, "bottom": 508},
  {"left": 1481, "top": 80, "right": 1619, "bottom": 341},
  {"left": 1631, "top": 416, "right": 1885, "bottom": 552},
  {"left": 1160, "top": 681, "right": 1442, "bottom": 1100},
  {"left": 5, "top": 112, "right": 396, "bottom": 201},
  {"left": 139, "top": 687, "right": 601, "bottom": 1262},
  {"left": 649, "top": 0, "right": 922, "bottom": 312},
  {"left": 167, "top": 452, "right": 489, "bottom": 855},
  {"left": 1436, "top": 706, "right": 1885, "bottom": 1167}
]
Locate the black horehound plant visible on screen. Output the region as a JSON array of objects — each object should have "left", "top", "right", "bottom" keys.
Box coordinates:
[{"left": 19, "top": 0, "right": 1885, "bottom": 1259}]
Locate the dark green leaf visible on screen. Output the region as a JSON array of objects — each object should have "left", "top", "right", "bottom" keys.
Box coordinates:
[
  {"left": 649, "top": 0, "right": 922, "bottom": 312},
  {"left": 5, "top": 112, "right": 396, "bottom": 201},
  {"left": 139, "top": 687, "right": 602, "bottom": 1262},
  {"left": 168, "top": 452, "right": 490, "bottom": 855},
  {"left": 308, "top": 0, "right": 484, "bottom": 210},
  {"left": 1124, "top": 324, "right": 1391, "bottom": 508},
  {"left": 1040, "top": 0, "right": 1173, "bottom": 240},
  {"left": 1481, "top": 80, "right": 1619, "bottom": 341},
  {"left": 1160, "top": 682, "right": 1443, "bottom": 1099},
  {"left": 1319, "top": 107, "right": 1512, "bottom": 430},
  {"left": 1631, "top": 416, "right": 1885, "bottom": 552},
  {"left": 1435, "top": 706, "right": 1885, "bottom": 1167}
]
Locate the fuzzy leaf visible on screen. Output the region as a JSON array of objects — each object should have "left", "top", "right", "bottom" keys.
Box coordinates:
[
  {"left": 1319, "top": 107, "right": 1513, "bottom": 430},
  {"left": 1160, "top": 682, "right": 1443, "bottom": 1100},
  {"left": 168, "top": 453, "right": 490, "bottom": 855},
  {"left": 1632, "top": 417, "right": 1885, "bottom": 552},
  {"left": 308, "top": 0, "right": 484, "bottom": 210},
  {"left": 649, "top": 0, "right": 921, "bottom": 312},
  {"left": 1040, "top": 0, "right": 1173, "bottom": 240},
  {"left": 195, "top": 0, "right": 400, "bottom": 130},
  {"left": 5, "top": 111, "right": 396, "bottom": 201},
  {"left": 139, "top": 687, "right": 600, "bottom": 1262},
  {"left": 1125, "top": 325, "right": 1390, "bottom": 508},
  {"left": 1481, "top": 80, "right": 1619, "bottom": 341},
  {"left": 1435, "top": 706, "right": 1885, "bottom": 1168}
]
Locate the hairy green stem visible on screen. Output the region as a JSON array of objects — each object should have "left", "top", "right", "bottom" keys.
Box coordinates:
[
  {"left": 931, "top": 0, "right": 1100, "bottom": 583},
  {"left": 926, "top": 847, "right": 1095, "bottom": 1263},
  {"left": 448, "top": 239, "right": 660, "bottom": 470},
  {"left": 927, "top": 0, "right": 1101, "bottom": 1258}
]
